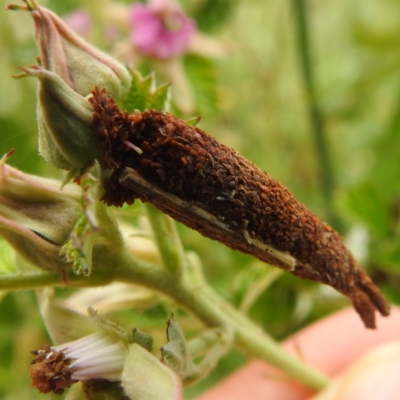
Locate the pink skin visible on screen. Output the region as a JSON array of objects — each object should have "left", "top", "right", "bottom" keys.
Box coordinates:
[
  {"left": 198, "top": 307, "right": 400, "bottom": 400},
  {"left": 129, "top": 1, "right": 196, "bottom": 59}
]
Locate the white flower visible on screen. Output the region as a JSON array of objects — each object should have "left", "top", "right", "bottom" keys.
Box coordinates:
[{"left": 30, "top": 332, "right": 126, "bottom": 395}]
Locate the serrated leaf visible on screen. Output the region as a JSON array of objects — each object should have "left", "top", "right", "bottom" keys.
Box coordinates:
[
  {"left": 148, "top": 83, "right": 170, "bottom": 111},
  {"left": 120, "top": 70, "right": 169, "bottom": 112},
  {"left": 120, "top": 70, "right": 151, "bottom": 112},
  {"left": 186, "top": 116, "right": 202, "bottom": 126}
]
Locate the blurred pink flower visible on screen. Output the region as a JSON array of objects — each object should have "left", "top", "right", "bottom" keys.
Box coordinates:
[
  {"left": 63, "top": 10, "right": 91, "bottom": 37},
  {"left": 129, "top": 0, "right": 196, "bottom": 60}
]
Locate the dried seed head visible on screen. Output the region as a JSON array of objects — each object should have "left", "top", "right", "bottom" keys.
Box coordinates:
[
  {"left": 30, "top": 332, "right": 126, "bottom": 395},
  {"left": 89, "top": 88, "right": 389, "bottom": 329},
  {"left": 30, "top": 345, "right": 77, "bottom": 395}
]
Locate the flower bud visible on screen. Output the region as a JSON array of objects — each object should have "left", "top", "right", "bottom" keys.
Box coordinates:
[
  {"left": 8, "top": 1, "right": 132, "bottom": 169},
  {"left": 23, "top": 66, "right": 100, "bottom": 169},
  {"left": 121, "top": 343, "right": 183, "bottom": 400},
  {"left": 27, "top": 0, "right": 131, "bottom": 99},
  {"left": 0, "top": 151, "right": 81, "bottom": 270}
]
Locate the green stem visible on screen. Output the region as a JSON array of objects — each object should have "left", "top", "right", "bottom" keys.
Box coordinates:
[
  {"left": 291, "top": 0, "right": 342, "bottom": 231},
  {"left": 239, "top": 267, "right": 283, "bottom": 313},
  {"left": 0, "top": 268, "right": 115, "bottom": 291},
  {"left": 144, "top": 203, "right": 185, "bottom": 275},
  {"left": 0, "top": 250, "right": 330, "bottom": 391},
  {"left": 115, "top": 251, "right": 330, "bottom": 390}
]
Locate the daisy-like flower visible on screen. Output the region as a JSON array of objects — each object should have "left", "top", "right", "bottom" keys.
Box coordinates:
[
  {"left": 33, "top": 293, "right": 183, "bottom": 399},
  {"left": 30, "top": 332, "right": 126, "bottom": 395},
  {"left": 129, "top": 0, "right": 196, "bottom": 59}
]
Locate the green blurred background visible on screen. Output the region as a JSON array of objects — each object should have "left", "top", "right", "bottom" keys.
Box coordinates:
[{"left": 0, "top": 0, "right": 399, "bottom": 398}]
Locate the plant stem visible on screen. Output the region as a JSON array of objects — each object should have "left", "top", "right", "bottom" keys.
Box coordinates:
[
  {"left": 202, "top": 286, "right": 329, "bottom": 390},
  {"left": 115, "top": 250, "right": 330, "bottom": 391},
  {"left": 144, "top": 203, "right": 185, "bottom": 275},
  {"left": 239, "top": 267, "right": 283, "bottom": 313},
  {"left": 0, "top": 250, "right": 330, "bottom": 390},
  {"left": 291, "top": 0, "right": 342, "bottom": 231},
  {"left": 0, "top": 268, "right": 115, "bottom": 290}
]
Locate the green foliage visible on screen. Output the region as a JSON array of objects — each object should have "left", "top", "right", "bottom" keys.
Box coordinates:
[
  {"left": 184, "top": 55, "right": 218, "bottom": 115},
  {"left": 190, "top": 0, "right": 237, "bottom": 33},
  {"left": 342, "top": 183, "right": 391, "bottom": 237},
  {"left": 0, "top": 240, "right": 16, "bottom": 275},
  {"left": 119, "top": 70, "right": 170, "bottom": 112},
  {"left": 185, "top": 115, "right": 202, "bottom": 126},
  {"left": 47, "top": 0, "right": 83, "bottom": 15}
]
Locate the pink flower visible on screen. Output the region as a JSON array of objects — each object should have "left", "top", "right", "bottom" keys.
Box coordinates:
[
  {"left": 129, "top": 0, "right": 196, "bottom": 60},
  {"left": 63, "top": 10, "right": 92, "bottom": 37}
]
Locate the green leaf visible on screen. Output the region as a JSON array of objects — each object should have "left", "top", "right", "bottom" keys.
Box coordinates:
[
  {"left": 184, "top": 55, "right": 218, "bottom": 115},
  {"left": 120, "top": 70, "right": 152, "bottom": 112},
  {"left": 352, "top": 21, "right": 400, "bottom": 51},
  {"left": 341, "top": 182, "right": 391, "bottom": 237},
  {"left": 120, "top": 70, "right": 170, "bottom": 112},
  {"left": 193, "top": 0, "right": 237, "bottom": 33},
  {"left": 148, "top": 83, "right": 170, "bottom": 111},
  {"left": 186, "top": 116, "right": 202, "bottom": 127},
  {"left": 370, "top": 238, "right": 400, "bottom": 274}
]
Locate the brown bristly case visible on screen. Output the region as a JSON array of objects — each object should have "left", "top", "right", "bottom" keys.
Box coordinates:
[{"left": 89, "top": 87, "right": 389, "bottom": 329}]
